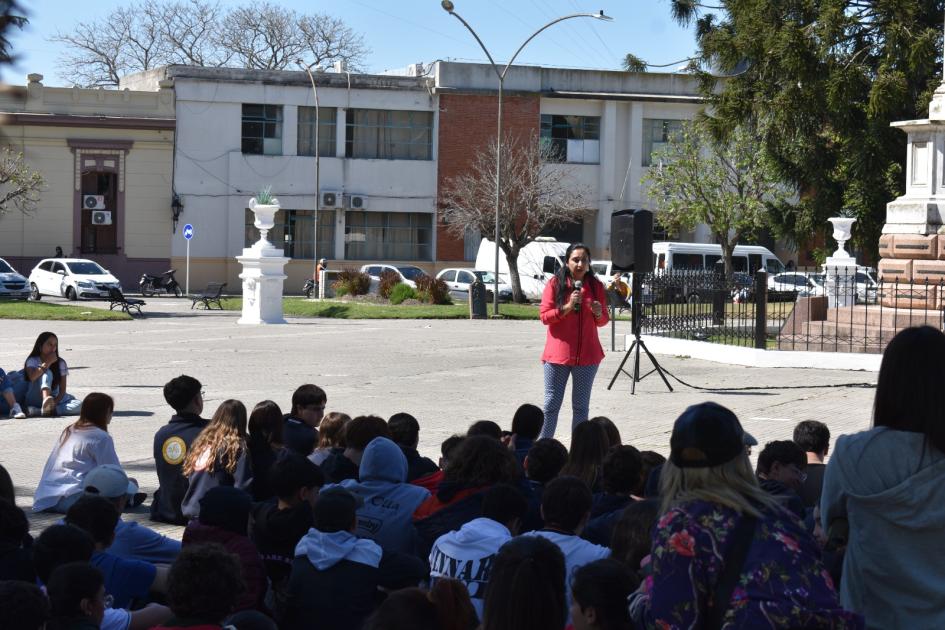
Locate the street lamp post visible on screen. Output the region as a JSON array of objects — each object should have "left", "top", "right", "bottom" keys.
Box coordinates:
[
  {"left": 298, "top": 60, "right": 321, "bottom": 297},
  {"left": 441, "top": 1, "right": 612, "bottom": 316}
]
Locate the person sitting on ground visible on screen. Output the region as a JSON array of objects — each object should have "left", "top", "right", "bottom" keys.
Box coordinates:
[
  {"left": 151, "top": 543, "right": 247, "bottom": 630},
  {"left": 756, "top": 440, "right": 807, "bottom": 519},
  {"left": 181, "top": 399, "right": 253, "bottom": 520},
  {"left": 282, "top": 487, "right": 428, "bottom": 630},
  {"left": 0, "top": 579, "right": 49, "bottom": 630},
  {"left": 388, "top": 412, "right": 438, "bottom": 481},
  {"left": 509, "top": 404, "right": 544, "bottom": 467},
  {"left": 582, "top": 445, "right": 643, "bottom": 546},
  {"left": 32, "top": 524, "right": 172, "bottom": 630},
  {"left": 246, "top": 400, "right": 286, "bottom": 502},
  {"left": 412, "top": 435, "right": 465, "bottom": 494},
  {"left": 628, "top": 401, "right": 860, "bottom": 628},
  {"left": 33, "top": 393, "right": 124, "bottom": 513},
  {"left": 467, "top": 420, "right": 502, "bottom": 440},
  {"left": 182, "top": 486, "right": 266, "bottom": 612},
  {"left": 521, "top": 438, "right": 569, "bottom": 532},
  {"left": 82, "top": 464, "right": 180, "bottom": 565},
  {"left": 428, "top": 483, "right": 528, "bottom": 620},
  {"left": 480, "top": 535, "right": 566, "bottom": 630},
  {"left": 362, "top": 579, "right": 478, "bottom": 630},
  {"left": 561, "top": 421, "right": 610, "bottom": 492},
  {"left": 793, "top": 420, "right": 830, "bottom": 509},
  {"left": 45, "top": 562, "right": 107, "bottom": 630},
  {"left": 319, "top": 415, "right": 390, "bottom": 484},
  {"left": 282, "top": 384, "right": 326, "bottom": 457},
  {"left": 23, "top": 332, "right": 82, "bottom": 417},
  {"left": 309, "top": 412, "right": 350, "bottom": 466},
  {"left": 637, "top": 451, "right": 665, "bottom": 498},
  {"left": 222, "top": 610, "right": 278, "bottom": 630},
  {"left": 65, "top": 495, "right": 169, "bottom": 610},
  {"left": 590, "top": 416, "right": 622, "bottom": 448},
  {"left": 152, "top": 375, "right": 208, "bottom": 525},
  {"left": 250, "top": 452, "right": 323, "bottom": 622},
  {"left": 0, "top": 497, "right": 35, "bottom": 582},
  {"left": 0, "top": 366, "right": 27, "bottom": 419},
  {"left": 329, "top": 436, "right": 430, "bottom": 554},
  {"left": 608, "top": 499, "right": 660, "bottom": 584},
  {"left": 570, "top": 558, "right": 637, "bottom": 630}
]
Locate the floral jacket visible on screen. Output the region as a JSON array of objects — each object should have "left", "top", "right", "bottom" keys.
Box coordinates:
[{"left": 641, "top": 499, "right": 863, "bottom": 629}]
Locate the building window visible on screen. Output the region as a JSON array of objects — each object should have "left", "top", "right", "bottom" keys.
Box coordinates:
[
  {"left": 642, "top": 118, "right": 683, "bottom": 167},
  {"left": 242, "top": 104, "right": 283, "bottom": 155},
  {"left": 344, "top": 211, "right": 432, "bottom": 260},
  {"left": 345, "top": 109, "right": 433, "bottom": 160},
  {"left": 298, "top": 107, "right": 337, "bottom": 157},
  {"left": 540, "top": 114, "right": 600, "bottom": 164},
  {"left": 244, "top": 209, "right": 335, "bottom": 259}
]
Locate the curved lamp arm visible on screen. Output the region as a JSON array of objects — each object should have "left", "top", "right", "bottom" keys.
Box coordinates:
[{"left": 503, "top": 12, "right": 612, "bottom": 79}]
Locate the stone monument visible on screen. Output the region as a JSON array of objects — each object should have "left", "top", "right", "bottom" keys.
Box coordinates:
[{"left": 237, "top": 191, "right": 289, "bottom": 325}]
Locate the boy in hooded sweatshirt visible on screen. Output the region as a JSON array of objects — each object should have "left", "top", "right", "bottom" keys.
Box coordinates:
[
  {"left": 282, "top": 487, "right": 428, "bottom": 630},
  {"left": 327, "top": 436, "right": 430, "bottom": 554},
  {"left": 428, "top": 483, "right": 527, "bottom": 620}
]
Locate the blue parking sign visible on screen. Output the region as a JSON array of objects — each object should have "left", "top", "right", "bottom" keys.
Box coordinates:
[{"left": 183, "top": 224, "right": 194, "bottom": 240}]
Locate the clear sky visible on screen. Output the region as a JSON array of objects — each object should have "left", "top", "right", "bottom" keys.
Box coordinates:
[{"left": 6, "top": 0, "right": 701, "bottom": 85}]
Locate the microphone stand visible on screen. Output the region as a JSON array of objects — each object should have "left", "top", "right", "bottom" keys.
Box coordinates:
[{"left": 607, "top": 271, "right": 673, "bottom": 394}]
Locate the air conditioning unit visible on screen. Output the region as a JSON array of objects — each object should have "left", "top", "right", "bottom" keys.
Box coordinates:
[
  {"left": 349, "top": 194, "right": 369, "bottom": 210},
  {"left": 83, "top": 195, "right": 106, "bottom": 210},
  {"left": 320, "top": 191, "right": 342, "bottom": 209},
  {"left": 91, "top": 210, "right": 112, "bottom": 226}
]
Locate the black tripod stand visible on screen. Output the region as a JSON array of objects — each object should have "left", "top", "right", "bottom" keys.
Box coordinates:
[{"left": 607, "top": 273, "right": 673, "bottom": 394}]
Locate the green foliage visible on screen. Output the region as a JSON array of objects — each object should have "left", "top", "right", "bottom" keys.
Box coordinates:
[
  {"left": 622, "top": 53, "right": 647, "bottom": 72},
  {"left": 414, "top": 274, "right": 453, "bottom": 305},
  {"left": 388, "top": 283, "right": 417, "bottom": 305},
  {"left": 331, "top": 268, "right": 369, "bottom": 296},
  {"left": 0, "top": 147, "right": 44, "bottom": 216},
  {"left": 378, "top": 270, "right": 401, "bottom": 299},
  {"left": 255, "top": 185, "right": 274, "bottom": 205},
  {"left": 0, "top": 300, "right": 131, "bottom": 320},
  {"left": 220, "top": 298, "right": 543, "bottom": 320}
]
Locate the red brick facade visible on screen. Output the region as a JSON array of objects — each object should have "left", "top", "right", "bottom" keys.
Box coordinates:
[{"left": 436, "top": 93, "right": 540, "bottom": 262}]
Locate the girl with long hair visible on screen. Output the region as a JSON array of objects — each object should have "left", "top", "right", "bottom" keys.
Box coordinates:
[
  {"left": 481, "top": 536, "right": 567, "bottom": 630},
  {"left": 180, "top": 399, "right": 253, "bottom": 520},
  {"left": 561, "top": 420, "right": 610, "bottom": 492},
  {"left": 309, "top": 411, "right": 351, "bottom": 466},
  {"left": 247, "top": 400, "right": 285, "bottom": 501},
  {"left": 538, "top": 243, "right": 608, "bottom": 439},
  {"left": 24, "top": 332, "right": 82, "bottom": 416},
  {"left": 33, "top": 393, "right": 122, "bottom": 513}
]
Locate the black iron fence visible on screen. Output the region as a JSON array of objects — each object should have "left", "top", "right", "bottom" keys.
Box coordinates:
[{"left": 635, "top": 268, "right": 945, "bottom": 353}]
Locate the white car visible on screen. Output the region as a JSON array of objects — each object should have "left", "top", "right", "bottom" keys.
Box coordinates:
[
  {"left": 359, "top": 264, "right": 427, "bottom": 292},
  {"left": 767, "top": 272, "right": 825, "bottom": 297},
  {"left": 0, "top": 257, "right": 30, "bottom": 299},
  {"left": 29, "top": 258, "right": 122, "bottom": 301},
  {"left": 436, "top": 268, "right": 513, "bottom": 302}
]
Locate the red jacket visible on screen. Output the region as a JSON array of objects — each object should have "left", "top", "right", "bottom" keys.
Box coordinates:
[{"left": 539, "top": 276, "right": 609, "bottom": 366}]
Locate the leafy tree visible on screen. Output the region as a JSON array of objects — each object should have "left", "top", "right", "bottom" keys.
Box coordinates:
[
  {"left": 440, "top": 133, "right": 591, "bottom": 303},
  {"left": 0, "top": 147, "right": 44, "bottom": 217},
  {"left": 642, "top": 120, "right": 793, "bottom": 277}
]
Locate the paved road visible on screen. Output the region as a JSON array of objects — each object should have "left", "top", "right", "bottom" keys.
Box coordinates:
[{"left": 0, "top": 297, "right": 877, "bottom": 536}]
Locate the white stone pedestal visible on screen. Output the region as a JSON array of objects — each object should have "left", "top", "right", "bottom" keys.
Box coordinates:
[
  {"left": 237, "top": 243, "right": 289, "bottom": 325},
  {"left": 824, "top": 256, "right": 858, "bottom": 308}
]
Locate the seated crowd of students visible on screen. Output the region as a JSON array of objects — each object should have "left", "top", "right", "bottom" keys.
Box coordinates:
[{"left": 2, "top": 325, "right": 945, "bottom": 629}]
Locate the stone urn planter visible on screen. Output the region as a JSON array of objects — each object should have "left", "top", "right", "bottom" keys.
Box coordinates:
[
  {"left": 248, "top": 194, "right": 281, "bottom": 252},
  {"left": 238, "top": 188, "right": 288, "bottom": 325},
  {"left": 824, "top": 216, "right": 858, "bottom": 308},
  {"left": 828, "top": 216, "right": 856, "bottom": 258}
]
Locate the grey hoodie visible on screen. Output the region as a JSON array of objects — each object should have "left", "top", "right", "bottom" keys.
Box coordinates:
[
  {"left": 294, "top": 528, "right": 382, "bottom": 570},
  {"left": 821, "top": 426, "right": 945, "bottom": 629}
]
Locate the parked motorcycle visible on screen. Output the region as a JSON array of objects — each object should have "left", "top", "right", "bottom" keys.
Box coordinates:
[
  {"left": 302, "top": 278, "right": 316, "bottom": 298},
  {"left": 140, "top": 269, "right": 183, "bottom": 297}
]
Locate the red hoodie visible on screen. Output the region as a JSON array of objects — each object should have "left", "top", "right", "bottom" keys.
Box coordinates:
[{"left": 539, "top": 276, "right": 608, "bottom": 366}]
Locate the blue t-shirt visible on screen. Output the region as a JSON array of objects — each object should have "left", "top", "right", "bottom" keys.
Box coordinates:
[
  {"left": 110, "top": 519, "right": 181, "bottom": 565},
  {"left": 91, "top": 550, "right": 156, "bottom": 609}
]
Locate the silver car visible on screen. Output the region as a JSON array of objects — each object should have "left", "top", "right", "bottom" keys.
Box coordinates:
[{"left": 0, "top": 257, "right": 30, "bottom": 299}]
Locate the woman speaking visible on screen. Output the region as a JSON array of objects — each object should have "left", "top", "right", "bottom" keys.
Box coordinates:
[{"left": 538, "top": 243, "right": 609, "bottom": 439}]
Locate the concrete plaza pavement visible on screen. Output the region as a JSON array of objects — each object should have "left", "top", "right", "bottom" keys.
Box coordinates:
[{"left": 0, "top": 299, "right": 877, "bottom": 536}]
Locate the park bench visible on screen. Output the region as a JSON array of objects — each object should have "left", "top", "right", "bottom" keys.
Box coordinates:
[
  {"left": 107, "top": 287, "right": 146, "bottom": 316},
  {"left": 190, "top": 282, "right": 227, "bottom": 310}
]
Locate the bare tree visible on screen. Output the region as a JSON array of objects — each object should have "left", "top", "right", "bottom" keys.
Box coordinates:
[
  {"left": 441, "top": 134, "right": 592, "bottom": 302},
  {"left": 0, "top": 147, "right": 44, "bottom": 217},
  {"left": 297, "top": 14, "right": 369, "bottom": 72},
  {"left": 149, "top": 0, "right": 229, "bottom": 67},
  {"left": 217, "top": 3, "right": 304, "bottom": 70}
]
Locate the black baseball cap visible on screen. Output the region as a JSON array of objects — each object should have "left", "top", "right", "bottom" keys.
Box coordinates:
[{"left": 670, "top": 402, "right": 746, "bottom": 468}]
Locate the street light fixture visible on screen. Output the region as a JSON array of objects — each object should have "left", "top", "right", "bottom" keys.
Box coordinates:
[
  {"left": 297, "top": 59, "right": 321, "bottom": 296},
  {"left": 442, "top": 1, "right": 612, "bottom": 315}
]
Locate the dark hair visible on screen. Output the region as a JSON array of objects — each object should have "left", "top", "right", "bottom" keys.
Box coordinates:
[
  {"left": 291, "top": 384, "right": 326, "bottom": 416},
  {"left": 163, "top": 374, "right": 202, "bottom": 412},
  {"left": 269, "top": 451, "right": 324, "bottom": 499},
  {"left": 561, "top": 421, "right": 609, "bottom": 489},
  {"left": 441, "top": 435, "right": 465, "bottom": 460},
  {"left": 481, "top": 536, "right": 566, "bottom": 630},
  {"left": 553, "top": 243, "right": 602, "bottom": 309},
  {"left": 601, "top": 445, "right": 643, "bottom": 495},
  {"left": 0, "top": 580, "right": 50, "bottom": 630},
  {"left": 32, "top": 524, "right": 95, "bottom": 583},
  {"left": 389, "top": 412, "right": 420, "bottom": 447},
  {"left": 198, "top": 486, "right": 252, "bottom": 535},
  {"left": 874, "top": 326, "right": 945, "bottom": 454},
  {"left": 25, "top": 332, "right": 61, "bottom": 391},
  {"left": 0, "top": 497, "right": 28, "bottom": 544},
  {"left": 481, "top": 483, "right": 528, "bottom": 528},
  {"left": 467, "top": 420, "right": 502, "bottom": 440},
  {"left": 756, "top": 440, "right": 806, "bottom": 476},
  {"left": 248, "top": 400, "right": 284, "bottom": 449},
  {"left": 223, "top": 610, "right": 278, "bottom": 630},
  {"left": 638, "top": 451, "right": 666, "bottom": 496},
  {"left": 46, "top": 562, "right": 103, "bottom": 626},
  {"left": 793, "top": 420, "right": 830, "bottom": 455},
  {"left": 443, "top": 435, "right": 521, "bottom": 488},
  {"left": 511, "top": 404, "right": 543, "bottom": 440},
  {"left": 345, "top": 415, "right": 391, "bottom": 451},
  {"left": 317, "top": 412, "right": 351, "bottom": 449},
  {"left": 0, "top": 463, "right": 14, "bottom": 503},
  {"left": 524, "top": 439, "right": 568, "bottom": 483},
  {"left": 590, "top": 416, "right": 622, "bottom": 447},
  {"left": 363, "top": 579, "right": 477, "bottom": 630},
  {"left": 64, "top": 494, "right": 120, "bottom": 546},
  {"left": 610, "top": 499, "right": 660, "bottom": 581},
  {"left": 570, "top": 559, "right": 636, "bottom": 630},
  {"left": 312, "top": 488, "right": 358, "bottom": 533},
  {"left": 167, "top": 543, "right": 245, "bottom": 622},
  {"left": 541, "top": 475, "right": 593, "bottom": 532}
]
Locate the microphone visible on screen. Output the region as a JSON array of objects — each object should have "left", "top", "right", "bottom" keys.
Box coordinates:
[{"left": 575, "top": 280, "right": 583, "bottom": 291}]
